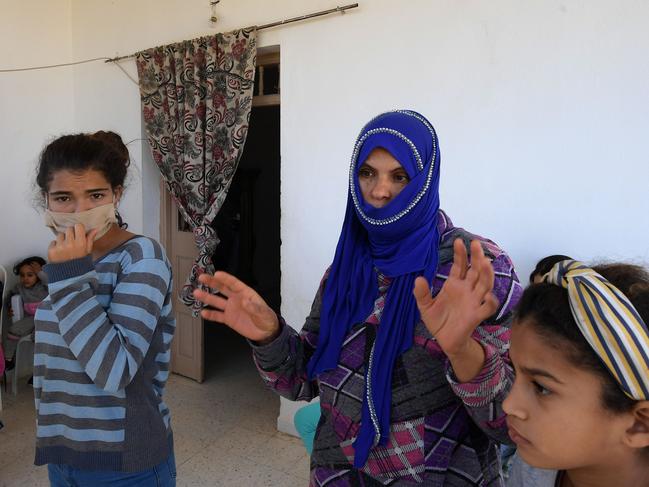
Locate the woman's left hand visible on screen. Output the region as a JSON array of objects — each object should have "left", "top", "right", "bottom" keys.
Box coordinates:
[
  {"left": 48, "top": 224, "right": 98, "bottom": 263},
  {"left": 413, "top": 238, "right": 499, "bottom": 359}
]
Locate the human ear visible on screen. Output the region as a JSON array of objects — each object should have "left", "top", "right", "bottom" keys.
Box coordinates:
[
  {"left": 623, "top": 401, "right": 649, "bottom": 449},
  {"left": 113, "top": 186, "right": 123, "bottom": 205}
]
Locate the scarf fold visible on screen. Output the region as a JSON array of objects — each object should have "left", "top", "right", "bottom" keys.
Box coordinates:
[
  {"left": 544, "top": 260, "right": 649, "bottom": 400},
  {"left": 307, "top": 110, "right": 442, "bottom": 467}
]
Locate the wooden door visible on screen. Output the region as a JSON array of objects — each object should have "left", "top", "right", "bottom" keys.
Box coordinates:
[{"left": 161, "top": 187, "right": 204, "bottom": 382}]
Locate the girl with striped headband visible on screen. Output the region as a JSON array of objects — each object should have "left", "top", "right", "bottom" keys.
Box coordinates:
[
  {"left": 505, "top": 261, "right": 649, "bottom": 487},
  {"left": 195, "top": 110, "right": 523, "bottom": 484}
]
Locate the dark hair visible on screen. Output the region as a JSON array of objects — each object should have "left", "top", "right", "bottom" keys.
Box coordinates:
[
  {"left": 36, "top": 131, "right": 130, "bottom": 228},
  {"left": 529, "top": 254, "right": 573, "bottom": 283},
  {"left": 515, "top": 263, "right": 649, "bottom": 415},
  {"left": 13, "top": 256, "right": 47, "bottom": 276}
]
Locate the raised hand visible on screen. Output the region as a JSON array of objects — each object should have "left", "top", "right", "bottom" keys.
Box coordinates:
[
  {"left": 48, "top": 224, "right": 98, "bottom": 263},
  {"left": 193, "top": 272, "right": 280, "bottom": 343},
  {"left": 413, "top": 239, "right": 499, "bottom": 380}
]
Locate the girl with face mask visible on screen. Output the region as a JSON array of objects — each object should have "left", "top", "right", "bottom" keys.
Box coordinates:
[{"left": 33, "top": 132, "right": 177, "bottom": 486}]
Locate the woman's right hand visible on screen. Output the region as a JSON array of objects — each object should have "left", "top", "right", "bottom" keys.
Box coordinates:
[{"left": 194, "top": 271, "right": 280, "bottom": 343}]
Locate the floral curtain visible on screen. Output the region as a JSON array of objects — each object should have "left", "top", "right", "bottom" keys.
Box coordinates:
[{"left": 136, "top": 28, "right": 257, "bottom": 310}]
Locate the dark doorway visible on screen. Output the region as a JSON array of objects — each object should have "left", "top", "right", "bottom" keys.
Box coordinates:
[{"left": 204, "top": 105, "right": 281, "bottom": 377}]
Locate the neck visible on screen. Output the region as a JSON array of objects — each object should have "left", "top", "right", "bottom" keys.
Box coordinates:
[
  {"left": 562, "top": 457, "right": 649, "bottom": 487},
  {"left": 91, "top": 224, "right": 134, "bottom": 261}
]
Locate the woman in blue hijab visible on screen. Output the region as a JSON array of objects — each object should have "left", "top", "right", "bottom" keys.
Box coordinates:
[{"left": 195, "top": 110, "right": 522, "bottom": 485}]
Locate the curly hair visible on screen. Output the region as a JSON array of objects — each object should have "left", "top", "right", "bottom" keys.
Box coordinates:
[{"left": 36, "top": 131, "right": 130, "bottom": 228}]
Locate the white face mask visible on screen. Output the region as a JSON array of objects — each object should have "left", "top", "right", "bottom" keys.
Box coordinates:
[{"left": 44, "top": 203, "right": 118, "bottom": 240}]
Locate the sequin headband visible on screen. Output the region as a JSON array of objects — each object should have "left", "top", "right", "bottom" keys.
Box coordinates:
[{"left": 544, "top": 260, "right": 649, "bottom": 400}]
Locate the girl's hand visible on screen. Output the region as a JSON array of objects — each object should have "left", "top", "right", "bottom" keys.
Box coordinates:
[
  {"left": 29, "top": 262, "right": 43, "bottom": 274},
  {"left": 193, "top": 271, "right": 280, "bottom": 343},
  {"left": 413, "top": 239, "right": 499, "bottom": 359},
  {"left": 48, "top": 224, "right": 98, "bottom": 264}
]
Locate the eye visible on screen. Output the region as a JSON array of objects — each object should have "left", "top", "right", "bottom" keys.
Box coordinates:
[
  {"left": 358, "top": 166, "right": 374, "bottom": 179},
  {"left": 53, "top": 196, "right": 70, "bottom": 203},
  {"left": 532, "top": 380, "right": 552, "bottom": 396},
  {"left": 393, "top": 172, "right": 410, "bottom": 184},
  {"left": 91, "top": 192, "right": 106, "bottom": 200}
]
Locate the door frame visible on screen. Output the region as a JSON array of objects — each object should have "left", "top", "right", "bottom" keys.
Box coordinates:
[
  {"left": 160, "top": 185, "right": 205, "bottom": 382},
  {"left": 159, "top": 46, "right": 280, "bottom": 383}
]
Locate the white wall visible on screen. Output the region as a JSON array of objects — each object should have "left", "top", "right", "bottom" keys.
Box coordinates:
[
  {"left": 0, "top": 0, "right": 75, "bottom": 292},
  {"left": 2, "top": 0, "right": 648, "bottom": 434}
]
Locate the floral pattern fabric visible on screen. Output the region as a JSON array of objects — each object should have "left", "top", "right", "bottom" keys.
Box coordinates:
[{"left": 136, "top": 29, "right": 257, "bottom": 310}]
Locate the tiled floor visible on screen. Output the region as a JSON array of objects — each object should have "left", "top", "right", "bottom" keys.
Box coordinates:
[{"left": 0, "top": 326, "right": 310, "bottom": 486}]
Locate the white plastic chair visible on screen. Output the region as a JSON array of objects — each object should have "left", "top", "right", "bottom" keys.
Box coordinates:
[
  {"left": 8, "top": 294, "right": 35, "bottom": 395},
  {"left": 0, "top": 264, "right": 7, "bottom": 410}
]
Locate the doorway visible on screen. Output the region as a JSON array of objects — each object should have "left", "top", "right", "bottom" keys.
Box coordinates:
[
  {"left": 162, "top": 49, "right": 281, "bottom": 382},
  {"left": 204, "top": 104, "right": 281, "bottom": 379}
]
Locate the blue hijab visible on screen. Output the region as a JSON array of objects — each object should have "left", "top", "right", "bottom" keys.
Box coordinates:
[{"left": 307, "top": 110, "right": 441, "bottom": 467}]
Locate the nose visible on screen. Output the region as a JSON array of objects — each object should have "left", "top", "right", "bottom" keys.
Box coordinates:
[
  {"left": 502, "top": 378, "right": 527, "bottom": 420},
  {"left": 75, "top": 200, "right": 95, "bottom": 213},
  {"left": 371, "top": 176, "right": 392, "bottom": 201}
]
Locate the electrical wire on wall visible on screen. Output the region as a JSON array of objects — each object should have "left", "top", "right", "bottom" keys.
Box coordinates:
[
  {"left": 0, "top": 57, "right": 139, "bottom": 85},
  {"left": 0, "top": 3, "right": 359, "bottom": 83}
]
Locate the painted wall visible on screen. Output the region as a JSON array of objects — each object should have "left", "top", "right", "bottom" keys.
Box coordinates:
[
  {"left": 0, "top": 1, "right": 75, "bottom": 294},
  {"left": 2, "top": 0, "right": 648, "bottom": 434}
]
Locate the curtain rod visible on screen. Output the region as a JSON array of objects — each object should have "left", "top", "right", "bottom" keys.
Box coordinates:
[{"left": 105, "top": 3, "right": 359, "bottom": 64}]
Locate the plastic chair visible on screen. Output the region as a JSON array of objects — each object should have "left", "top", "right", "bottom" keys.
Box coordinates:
[
  {"left": 0, "top": 264, "right": 7, "bottom": 410},
  {"left": 7, "top": 294, "right": 34, "bottom": 395}
]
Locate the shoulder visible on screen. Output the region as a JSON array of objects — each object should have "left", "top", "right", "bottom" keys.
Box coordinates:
[
  {"left": 438, "top": 219, "right": 513, "bottom": 271},
  {"left": 100, "top": 237, "right": 172, "bottom": 282},
  {"left": 117, "top": 236, "right": 169, "bottom": 264},
  {"left": 506, "top": 455, "right": 559, "bottom": 487}
]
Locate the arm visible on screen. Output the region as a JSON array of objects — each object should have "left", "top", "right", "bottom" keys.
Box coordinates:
[
  {"left": 194, "top": 269, "right": 326, "bottom": 402},
  {"left": 250, "top": 277, "right": 325, "bottom": 402},
  {"left": 445, "top": 251, "right": 521, "bottom": 443},
  {"left": 414, "top": 239, "right": 522, "bottom": 444},
  {"left": 46, "top": 253, "right": 171, "bottom": 393},
  {"left": 37, "top": 271, "right": 49, "bottom": 285}
]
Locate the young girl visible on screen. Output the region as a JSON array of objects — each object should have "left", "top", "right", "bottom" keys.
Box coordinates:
[
  {"left": 504, "top": 260, "right": 649, "bottom": 487},
  {"left": 33, "top": 131, "right": 176, "bottom": 486},
  {"left": 501, "top": 253, "right": 574, "bottom": 478},
  {"left": 4, "top": 256, "right": 48, "bottom": 369}
]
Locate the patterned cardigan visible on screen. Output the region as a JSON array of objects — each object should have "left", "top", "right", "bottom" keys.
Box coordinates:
[{"left": 252, "top": 211, "right": 523, "bottom": 486}]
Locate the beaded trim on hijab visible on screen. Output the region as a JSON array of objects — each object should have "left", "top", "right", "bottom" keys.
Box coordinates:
[{"left": 349, "top": 110, "right": 437, "bottom": 226}]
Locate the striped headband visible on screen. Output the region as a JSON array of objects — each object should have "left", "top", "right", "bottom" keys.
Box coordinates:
[{"left": 544, "top": 260, "right": 649, "bottom": 400}]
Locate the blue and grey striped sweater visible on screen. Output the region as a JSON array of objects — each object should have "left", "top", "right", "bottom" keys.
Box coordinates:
[{"left": 34, "top": 236, "right": 176, "bottom": 472}]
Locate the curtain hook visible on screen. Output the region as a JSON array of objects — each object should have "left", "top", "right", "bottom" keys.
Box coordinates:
[{"left": 210, "top": 0, "right": 220, "bottom": 24}]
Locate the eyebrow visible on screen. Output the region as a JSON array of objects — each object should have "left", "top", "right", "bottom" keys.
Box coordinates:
[
  {"left": 359, "top": 162, "right": 407, "bottom": 173},
  {"left": 49, "top": 188, "right": 110, "bottom": 195},
  {"left": 519, "top": 366, "right": 565, "bottom": 384}
]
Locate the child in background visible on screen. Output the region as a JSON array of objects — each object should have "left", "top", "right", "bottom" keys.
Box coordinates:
[
  {"left": 504, "top": 260, "right": 649, "bottom": 487},
  {"left": 4, "top": 256, "right": 48, "bottom": 370}
]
